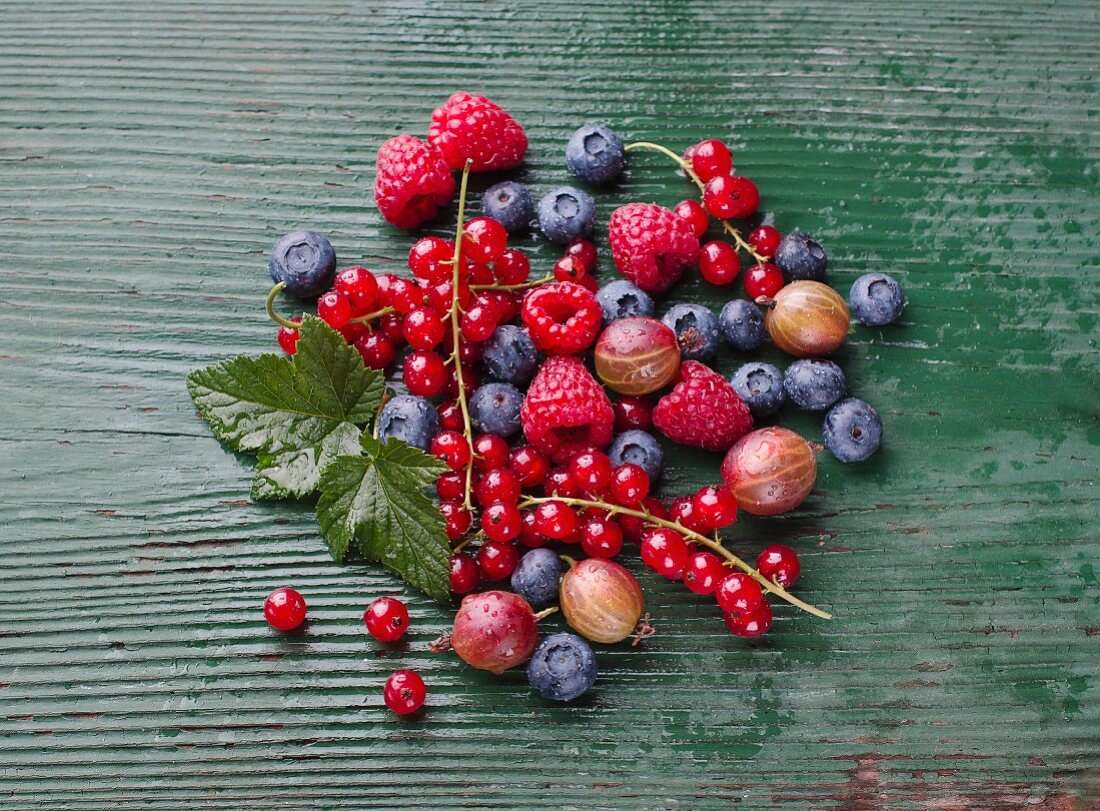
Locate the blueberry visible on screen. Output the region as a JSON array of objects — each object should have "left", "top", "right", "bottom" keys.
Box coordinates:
[
  {"left": 661, "top": 303, "right": 721, "bottom": 362},
  {"left": 468, "top": 382, "right": 523, "bottom": 438},
  {"left": 823, "top": 397, "right": 883, "bottom": 463},
  {"left": 510, "top": 548, "right": 563, "bottom": 608},
  {"left": 849, "top": 272, "right": 906, "bottom": 326},
  {"left": 481, "top": 181, "right": 534, "bottom": 233},
  {"left": 537, "top": 186, "right": 596, "bottom": 244},
  {"left": 731, "top": 362, "right": 786, "bottom": 418},
  {"left": 596, "top": 280, "right": 654, "bottom": 323},
  {"left": 608, "top": 430, "right": 663, "bottom": 481},
  {"left": 376, "top": 395, "right": 440, "bottom": 451},
  {"left": 774, "top": 232, "right": 827, "bottom": 281},
  {"left": 527, "top": 632, "right": 598, "bottom": 702},
  {"left": 718, "top": 299, "right": 765, "bottom": 352},
  {"left": 783, "top": 359, "right": 846, "bottom": 411},
  {"left": 565, "top": 124, "right": 625, "bottom": 185},
  {"left": 268, "top": 230, "right": 337, "bottom": 300},
  {"left": 482, "top": 325, "right": 539, "bottom": 386}
]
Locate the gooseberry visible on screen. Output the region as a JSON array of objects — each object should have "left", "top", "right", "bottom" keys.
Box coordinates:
[
  {"left": 593, "top": 317, "right": 681, "bottom": 396},
  {"left": 760, "top": 280, "right": 849, "bottom": 358},
  {"left": 559, "top": 558, "right": 644, "bottom": 644},
  {"left": 450, "top": 591, "right": 539, "bottom": 675},
  {"left": 720, "top": 426, "right": 817, "bottom": 516}
]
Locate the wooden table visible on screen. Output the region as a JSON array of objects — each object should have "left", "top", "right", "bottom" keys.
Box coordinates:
[{"left": 2, "top": 1, "right": 1097, "bottom": 808}]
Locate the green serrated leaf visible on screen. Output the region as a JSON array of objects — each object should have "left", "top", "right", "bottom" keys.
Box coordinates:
[
  {"left": 187, "top": 317, "right": 383, "bottom": 499},
  {"left": 316, "top": 435, "right": 451, "bottom": 601}
]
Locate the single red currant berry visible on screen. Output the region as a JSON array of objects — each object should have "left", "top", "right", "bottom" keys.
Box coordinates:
[
  {"left": 476, "top": 468, "right": 521, "bottom": 507},
  {"left": 533, "top": 499, "right": 579, "bottom": 539},
  {"left": 375, "top": 272, "right": 398, "bottom": 300},
  {"left": 317, "top": 290, "right": 352, "bottom": 329},
  {"left": 363, "top": 596, "right": 409, "bottom": 642},
  {"left": 449, "top": 552, "right": 480, "bottom": 594},
  {"left": 757, "top": 544, "right": 801, "bottom": 588},
  {"left": 683, "top": 551, "right": 727, "bottom": 595},
  {"left": 509, "top": 445, "right": 550, "bottom": 487},
  {"left": 569, "top": 450, "right": 613, "bottom": 491},
  {"left": 744, "top": 262, "right": 784, "bottom": 299},
  {"left": 436, "top": 471, "right": 464, "bottom": 501},
  {"left": 715, "top": 572, "right": 765, "bottom": 616},
  {"left": 692, "top": 485, "right": 739, "bottom": 529},
  {"left": 703, "top": 175, "right": 760, "bottom": 220},
  {"left": 354, "top": 332, "right": 395, "bottom": 370},
  {"left": 581, "top": 516, "right": 624, "bottom": 559},
  {"left": 619, "top": 496, "right": 667, "bottom": 542},
  {"left": 263, "top": 587, "right": 306, "bottom": 631},
  {"left": 609, "top": 463, "right": 650, "bottom": 506},
  {"left": 430, "top": 430, "right": 471, "bottom": 472},
  {"left": 408, "top": 236, "right": 454, "bottom": 282},
  {"left": 385, "top": 277, "right": 423, "bottom": 315},
  {"left": 698, "top": 240, "right": 741, "bottom": 286},
  {"left": 473, "top": 433, "right": 511, "bottom": 472},
  {"left": 379, "top": 312, "right": 406, "bottom": 344},
  {"left": 334, "top": 266, "right": 380, "bottom": 314},
  {"left": 553, "top": 255, "right": 587, "bottom": 283},
  {"left": 613, "top": 397, "right": 654, "bottom": 432},
  {"left": 518, "top": 509, "right": 549, "bottom": 548},
  {"left": 460, "top": 298, "right": 500, "bottom": 343},
  {"left": 668, "top": 495, "right": 706, "bottom": 534},
  {"left": 477, "top": 539, "right": 519, "bottom": 580},
  {"left": 724, "top": 601, "right": 773, "bottom": 638},
  {"left": 748, "top": 225, "right": 782, "bottom": 259},
  {"left": 457, "top": 338, "right": 483, "bottom": 365},
  {"left": 464, "top": 261, "right": 495, "bottom": 286},
  {"left": 673, "top": 199, "right": 710, "bottom": 239},
  {"left": 482, "top": 290, "right": 520, "bottom": 322},
  {"left": 403, "top": 351, "right": 448, "bottom": 397},
  {"left": 277, "top": 319, "right": 301, "bottom": 355},
  {"left": 493, "top": 248, "right": 530, "bottom": 285},
  {"left": 462, "top": 216, "right": 508, "bottom": 264},
  {"left": 439, "top": 500, "right": 472, "bottom": 540},
  {"left": 384, "top": 669, "right": 426, "bottom": 715},
  {"left": 402, "top": 307, "right": 447, "bottom": 350},
  {"left": 339, "top": 320, "right": 367, "bottom": 345},
  {"left": 543, "top": 468, "right": 581, "bottom": 498},
  {"left": 639, "top": 528, "right": 689, "bottom": 580},
  {"left": 426, "top": 279, "right": 472, "bottom": 314},
  {"left": 438, "top": 401, "right": 463, "bottom": 432},
  {"left": 685, "top": 139, "right": 733, "bottom": 182},
  {"left": 565, "top": 239, "right": 598, "bottom": 272},
  {"left": 481, "top": 501, "right": 522, "bottom": 542}
]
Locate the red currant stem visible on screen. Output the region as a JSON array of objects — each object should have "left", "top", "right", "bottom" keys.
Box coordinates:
[
  {"left": 533, "top": 606, "right": 559, "bottom": 621},
  {"left": 519, "top": 495, "right": 831, "bottom": 620},
  {"left": 452, "top": 529, "right": 483, "bottom": 553},
  {"left": 754, "top": 296, "right": 777, "bottom": 309},
  {"left": 623, "top": 141, "right": 769, "bottom": 265},
  {"left": 470, "top": 273, "right": 554, "bottom": 293},
  {"left": 348, "top": 305, "right": 396, "bottom": 326},
  {"left": 264, "top": 282, "right": 303, "bottom": 330},
  {"left": 559, "top": 554, "right": 577, "bottom": 569},
  {"left": 448, "top": 158, "right": 477, "bottom": 511}
]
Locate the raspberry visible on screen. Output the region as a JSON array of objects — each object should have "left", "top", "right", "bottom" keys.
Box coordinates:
[
  {"left": 521, "top": 281, "right": 602, "bottom": 355},
  {"left": 427, "top": 92, "right": 527, "bottom": 172},
  {"left": 374, "top": 135, "right": 456, "bottom": 229},
  {"left": 520, "top": 357, "right": 614, "bottom": 463},
  {"left": 652, "top": 361, "right": 753, "bottom": 452},
  {"left": 608, "top": 203, "right": 700, "bottom": 294}
]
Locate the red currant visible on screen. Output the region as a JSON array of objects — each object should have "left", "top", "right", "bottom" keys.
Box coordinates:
[
  {"left": 385, "top": 277, "right": 423, "bottom": 315},
  {"left": 263, "top": 587, "right": 306, "bottom": 631},
  {"left": 442, "top": 363, "right": 478, "bottom": 401},
  {"left": 277, "top": 319, "right": 301, "bottom": 355},
  {"left": 609, "top": 463, "right": 650, "bottom": 506},
  {"left": 612, "top": 397, "right": 653, "bottom": 431},
  {"left": 748, "top": 225, "right": 781, "bottom": 260},
  {"left": 493, "top": 248, "right": 530, "bottom": 285},
  {"left": 464, "top": 261, "right": 495, "bottom": 286},
  {"left": 565, "top": 239, "right": 598, "bottom": 272},
  {"left": 477, "top": 539, "right": 519, "bottom": 580},
  {"left": 724, "top": 601, "right": 772, "bottom": 638},
  {"left": 569, "top": 450, "right": 613, "bottom": 491},
  {"left": 431, "top": 430, "right": 471, "bottom": 471},
  {"left": 476, "top": 468, "right": 521, "bottom": 507},
  {"left": 462, "top": 216, "right": 508, "bottom": 264},
  {"left": 408, "top": 236, "right": 454, "bottom": 282},
  {"left": 379, "top": 312, "right": 406, "bottom": 344},
  {"left": 553, "top": 255, "right": 587, "bottom": 283},
  {"left": 715, "top": 572, "right": 765, "bottom": 615},
  {"left": 692, "top": 485, "right": 738, "bottom": 529},
  {"left": 618, "top": 496, "right": 667, "bottom": 542},
  {"left": 384, "top": 669, "right": 426, "bottom": 715},
  {"left": 339, "top": 321, "right": 367, "bottom": 345},
  {"left": 436, "top": 471, "right": 464, "bottom": 501},
  {"left": 580, "top": 517, "right": 624, "bottom": 559},
  {"left": 673, "top": 199, "right": 710, "bottom": 239},
  {"left": 532, "top": 499, "right": 578, "bottom": 539},
  {"left": 403, "top": 351, "right": 448, "bottom": 397},
  {"left": 683, "top": 551, "right": 726, "bottom": 595},
  {"left": 354, "top": 332, "right": 395, "bottom": 370},
  {"left": 438, "top": 401, "right": 463, "bottom": 432},
  {"left": 668, "top": 495, "right": 706, "bottom": 534},
  {"left": 402, "top": 307, "right": 446, "bottom": 350},
  {"left": 334, "top": 266, "right": 380, "bottom": 314},
  {"left": 518, "top": 509, "right": 549, "bottom": 548},
  {"left": 743, "top": 263, "right": 784, "bottom": 299},
  {"left": 317, "top": 290, "right": 352, "bottom": 329},
  {"left": 426, "top": 279, "right": 472, "bottom": 314},
  {"left": 481, "top": 501, "right": 522, "bottom": 542},
  {"left": 472, "top": 433, "right": 510, "bottom": 472},
  {"left": 543, "top": 467, "right": 580, "bottom": 498},
  {"left": 685, "top": 139, "right": 733, "bottom": 182},
  {"left": 639, "top": 528, "right": 689, "bottom": 580},
  {"left": 363, "top": 596, "right": 409, "bottom": 642},
  {"left": 449, "top": 552, "right": 480, "bottom": 594},
  {"left": 439, "top": 500, "right": 472, "bottom": 540},
  {"left": 698, "top": 240, "right": 741, "bottom": 286},
  {"left": 703, "top": 175, "right": 760, "bottom": 220},
  {"left": 460, "top": 298, "right": 500, "bottom": 343},
  {"left": 757, "top": 544, "right": 800, "bottom": 588}
]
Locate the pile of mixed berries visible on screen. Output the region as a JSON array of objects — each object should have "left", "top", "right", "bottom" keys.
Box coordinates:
[{"left": 262, "top": 92, "right": 907, "bottom": 713}]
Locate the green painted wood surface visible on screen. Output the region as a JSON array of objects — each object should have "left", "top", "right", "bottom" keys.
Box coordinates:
[{"left": 1, "top": 1, "right": 1097, "bottom": 808}]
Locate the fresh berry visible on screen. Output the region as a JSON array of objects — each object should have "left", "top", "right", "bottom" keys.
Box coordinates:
[
  {"left": 684, "top": 139, "right": 733, "bottom": 182},
  {"left": 613, "top": 397, "right": 653, "bottom": 432},
  {"left": 537, "top": 186, "right": 596, "bottom": 244},
  {"left": 451, "top": 591, "right": 539, "bottom": 674},
  {"left": 521, "top": 281, "right": 602, "bottom": 356},
  {"left": 482, "top": 180, "right": 534, "bottom": 232},
  {"left": 608, "top": 463, "right": 649, "bottom": 506},
  {"left": 533, "top": 499, "right": 578, "bottom": 540},
  {"left": 553, "top": 255, "right": 587, "bottom": 283},
  {"left": 263, "top": 587, "right": 307, "bottom": 631},
  {"left": 364, "top": 596, "right": 409, "bottom": 642},
  {"left": 748, "top": 225, "right": 782, "bottom": 259},
  {"left": 518, "top": 510, "right": 549, "bottom": 548},
  {"left": 374, "top": 134, "right": 456, "bottom": 228},
  {"left": 478, "top": 539, "right": 520, "bottom": 580},
  {"left": 757, "top": 544, "right": 800, "bottom": 588},
  {"left": 277, "top": 320, "right": 301, "bottom": 355},
  {"left": 743, "top": 262, "right": 784, "bottom": 299},
  {"left": 722, "top": 426, "right": 818, "bottom": 516},
  {"left": 436, "top": 470, "right": 464, "bottom": 501},
  {"left": 607, "top": 430, "right": 663, "bottom": 482},
  {"left": 569, "top": 450, "right": 613, "bottom": 491},
  {"left": 481, "top": 501, "right": 523, "bottom": 542},
  {"left": 673, "top": 199, "right": 710, "bottom": 238},
  {"left": 473, "top": 433, "right": 511, "bottom": 471},
  {"left": 428, "top": 92, "right": 527, "bottom": 172},
  {"left": 718, "top": 299, "right": 765, "bottom": 352},
  {"left": 565, "top": 124, "right": 625, "bottom": 184},
  {"left": 476, "top": 468, "right": 521, "bottom": 508},
  {"left": 527, "top": 632, "right": 598, "bottom": 701},
  {"left": 715, "top": 572, "right": 764, "bottom": 616},
  {"left": 462, "top": 216, "right": 508, "bottom": 264},
  {"left": 509, "top": 445, "right": 550, "bottom": 488},
  {"left": 697, "top": 240, "right": 741, "bottom": 286},
  {"left": 668, "top": 495, "right": 707, "bottom": 534},
  {"left": 618, "top": 496, "right": 667, "bottom": 543},
  {"left": 661, "top": 302, "right": 721, "bottom": 362},
  {"left": 493, "top": 248, "right": 531, "bottom": 286},
  {"left": 386, "top": 277, "right": 425, "bottom": 314},
  {"left": 439, "top": 500, "right": 473, "bottom": 540},
  {"left": 565, "top": 239, "right": 598, "bottom": 272},
  {"left": 355, "top": 332, "right": 396, "bottom": 370},
  {"left": 431, "top": 430, "right": 472, "bottom": 471},
  {"left": 269, "top": 231, "right": 337, "bottom": 300},
  {"left": 407, "top": 237, "right": 453, "bottom": 282},
  {"left": 823, "top": 397, "right": 883, "bottom": 463},
  {"left": 521, "top": 357, "right": 614, "bottom": 462},
  {"left": 402, "top": 307, "right": 447, "bottom": 350},
  {"left": 783, "top": 359, "right": 846, "bottom": 411},
  {"left": 724, "top": 601, "right": 772, "bottom": 638},
  {"left": 703, "top": 175, "right": 759, "bottom": 219},
  {"left": 849, "top": 273, "right": 906, "bottom": 326},
  {"left": 774, "top": 232, "right": 827, "bottom": 281},
  {"left": 468, "top": 382, "right": 523, "bottom": 437},
  {"left": 378, "top": 312, "right": 407, "bottom": 343},
  {"left": 376, "top": 395, "right": 441, "bottom": 451},
  {"left": 449, "top": 552, "right": 480, "bottom": 594},
  {"left": 730, "top": 362, "right": 786, "bottom": 418},
  {"left": 558, "top": 559, "right": 643, "bottom": 643},
  {"left": 510, "top": 547, "right": 563, "bottom": 607},
  {"left": 653, "top": 361, "right": 754, "bottom": 452},
  {"left": 403, "top": 351, "right": 448, "bottom": 397},
  {"left": 383, "top": 669, "right": 426, "bottom": 715},
  {"left": 692, "top": 485, "right": 738, "bottom": 529},
  {"left": 580, "top": 516, "right": 624, "bottom": 559},
  {"left": 595, "top": 279, "right": 654, "bottom": 323},
  {"left": 608, "top": 202, "right": 700, "bottom": 294},
  {"left": 640, "top": 528, "right": 689, "bottom": 579},
  {"left": 335, "top": 266, "right": 380, "bottom": 312},
  {"left": 543, "top": 467, "right": 581, "bottom": 498},
  {"left": 683, "top": 551, "right": 727, "bottom": 595}
]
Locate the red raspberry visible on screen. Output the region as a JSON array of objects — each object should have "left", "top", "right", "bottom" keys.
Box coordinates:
[
  {"left": 521, "top": 281, "right": 602, "bottom": 355},
  {"left": 652, "top": 361, "right": 753, "bottom": 452},
  {"left": 427, "top": 92, "right": 527, "bottom": 172},
  {"left": 520, "top": 357, "right": 614, "bottom": 463},
  {"left": 374, "top": 135, "right": 456, "bottom": 229},
  {"left": 608, "top": 203, "right": 700, "bottom": 294}
]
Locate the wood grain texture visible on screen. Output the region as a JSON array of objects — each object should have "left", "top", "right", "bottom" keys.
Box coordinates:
[{"left": 1, "top": 1, "right": 1097, "bottom": 808}]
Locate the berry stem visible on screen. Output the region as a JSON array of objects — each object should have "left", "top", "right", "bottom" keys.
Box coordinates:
[
  {"left": 448, "top": 158, "right": 477, "bottom": 511},
  {"left": 519, "top": 495, "right": 832, "bottom": 620},
  {"left": 471, "top": 273, "right": 554, "bottom": 293},
  {"left": 349, "top": 305, "right": 396, "bottom": 326},
  {"left": 264, "top": 282, "right": 303, "bottom": 329},
  {"left": 624, "top": 141, "right": 769, "bottom": 264},
  {"left": 533, "top": 606, "right": 560, "bottom": 621}
]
